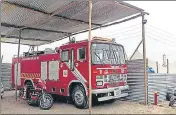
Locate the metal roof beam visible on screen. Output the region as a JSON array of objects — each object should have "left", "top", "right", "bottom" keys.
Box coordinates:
[
  {"left": 3, "top": 1, "right": 101, "bottom": 27},
  {"left": 1, "top": 35, "right": 52, "bottom": 42},
  {"left": 49, "top": 13, "right": 143, "bottom": 44},
  {"left": 1, "top": 41, "right": 33, "bottom": 46},
  {"left": 1, "top": 23, "right": 69, "bottom": 34}
]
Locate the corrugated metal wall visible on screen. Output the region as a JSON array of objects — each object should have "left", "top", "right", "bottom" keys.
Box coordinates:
[
  {"left": 126, "top": 59, "right": 176, "bottom": 104},
  {"left": 148, "top": 73, "right": 176, "bottom": 103},
  {"left": 1, "top": 63, "right": 12, "bottom": 90},
  {"left": 125, "top": 59, "right": 146, "bottom": 102}
]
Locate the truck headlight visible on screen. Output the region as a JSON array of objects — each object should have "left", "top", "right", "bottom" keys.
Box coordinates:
[
  {"left": 104, "top": 75, "right": 108, "bottom": 82},
  {"left": 120, "top": 74, "right": 127, "bottom": 81},
  {"left": 123, "top": 74, "right": 127, "bottom": 81},
  {"left": 96, "top": 81, "right": 103, "bottom": 86},
  {"left": 96, "top": 75, "right": 103, "bottom": 79}
]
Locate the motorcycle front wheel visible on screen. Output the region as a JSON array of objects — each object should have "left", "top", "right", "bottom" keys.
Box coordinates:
[{"left": 38, "top": 93, "right": 54, "bottom": 110}]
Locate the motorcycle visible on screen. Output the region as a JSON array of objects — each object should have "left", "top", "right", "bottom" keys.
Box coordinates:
[
  {"left": 169, "top": 95, "right": 176, "bottom": 107},
  {"left": 19, "top": 80, "right": 53, "bottom": 110},
  {"left": 169, "top": 88, "right": 176, "bottom": 107}
]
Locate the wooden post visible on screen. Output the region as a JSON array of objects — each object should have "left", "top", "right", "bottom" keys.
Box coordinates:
[
  {"left": 0, "top": 33, "right": 2, "bottom": 106},
  {"left": 167, "top": 59, "right": 169, "bottom": 73},
  {"left": 88, "top": 0, "right": 92, "bottom": 114},
  {"left": 1, "top": 55, "right": 3, "bottom": 62},
  {"left": 15, "top": 30, "right": 21, "bottom": 101},
  {"left": 156, "top": 61, "right": 159, "bottom": 73},
  {"left": 142, "top": 12, "right": 148, "bottom": 105}
]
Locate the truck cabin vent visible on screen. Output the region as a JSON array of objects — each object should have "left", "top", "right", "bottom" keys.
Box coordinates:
[
  {"left": 60, "top": 88, "right": 64, "bottom": 93},
  {"left": 52, "top": 88, "right": 56, "bottom": 92}
]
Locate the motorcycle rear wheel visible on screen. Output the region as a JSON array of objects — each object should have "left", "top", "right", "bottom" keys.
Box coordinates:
[{"left": 38, "top": 93, "right": 54, "bottom": 110}]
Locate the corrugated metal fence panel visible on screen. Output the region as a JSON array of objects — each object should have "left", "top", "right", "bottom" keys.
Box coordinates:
[
  {"left": 125, "top": 59, "right": 176, "bottom": 104},
  {"left": 1, "top": 63, "right": 12, "bottom": 90},
  {"left": 125, "top": 59, "right": 146, "bottom": 102},
  {"left": 166, "top": 74, "right": 176, "bottom": 92},
  {"left": 148, "top": 74, "right": 176, "bottom": 103}
]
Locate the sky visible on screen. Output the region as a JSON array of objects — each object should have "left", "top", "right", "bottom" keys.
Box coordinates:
[{"left": 1, "top": 1, "right": 176, "bottom": 65}]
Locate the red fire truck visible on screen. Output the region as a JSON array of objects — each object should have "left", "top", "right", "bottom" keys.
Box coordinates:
[{"left": 11, "top": 37, "right": 129, "bottom": 109}]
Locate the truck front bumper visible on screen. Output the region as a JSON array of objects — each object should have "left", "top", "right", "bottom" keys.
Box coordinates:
[{"left": 92, "top": 85, "right": 129, "bottom": 102}]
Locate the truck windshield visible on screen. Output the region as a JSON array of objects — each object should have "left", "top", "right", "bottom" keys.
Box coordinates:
[{"left": 91, "top": 43, "right": 126, "bottom": 65}]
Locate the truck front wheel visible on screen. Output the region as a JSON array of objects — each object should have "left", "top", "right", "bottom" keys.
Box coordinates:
[{"left": 72, "top": 85, "right": 88, "bottom": 109}]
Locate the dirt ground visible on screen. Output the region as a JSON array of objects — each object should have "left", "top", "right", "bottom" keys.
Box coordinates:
[{"left": 1, "top": 91, "right": 176, "bottom": 114}]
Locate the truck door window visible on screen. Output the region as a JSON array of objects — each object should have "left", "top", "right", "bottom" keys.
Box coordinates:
[
  {"left": 61, "top": 50, "right": 69, "bottom": 62},
  {"left": 77, "top": 47, "right": 86, "bottom": 61}
]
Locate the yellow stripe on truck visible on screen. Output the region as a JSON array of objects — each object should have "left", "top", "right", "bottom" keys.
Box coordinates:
[{"left": 21, "top": 73, "right": 40, "bottom": 79}]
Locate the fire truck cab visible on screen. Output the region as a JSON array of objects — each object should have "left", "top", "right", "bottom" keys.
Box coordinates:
[{"left": 12, "top": 37, "right": 129, "bottom": 109}]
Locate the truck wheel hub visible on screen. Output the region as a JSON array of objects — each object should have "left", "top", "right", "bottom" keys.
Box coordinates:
[{"left": 74, "top": 90, "right": 84, "bottom": 104}]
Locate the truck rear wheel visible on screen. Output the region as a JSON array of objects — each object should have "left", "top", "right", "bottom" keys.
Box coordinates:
[{"left": 72, "top": 85, "right": 88, "bottom": 109}]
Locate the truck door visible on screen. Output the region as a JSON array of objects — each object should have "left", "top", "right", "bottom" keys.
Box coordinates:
[
  {"left": 60, "top": 46, "right": 87, "bottom": 82},
  {"left": 74, "top": 46, "right": 88, "bottom": 83}
]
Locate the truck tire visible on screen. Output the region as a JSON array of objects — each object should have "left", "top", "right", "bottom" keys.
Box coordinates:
[
  {"left": 92, "top": 94, "right": 98, "bottom": 106},
  {"left": 72, "top": 85, "right": 88, "bottom": 109},
  {"left": 38, "top": 93, "right": 54, "bottom": 110}
]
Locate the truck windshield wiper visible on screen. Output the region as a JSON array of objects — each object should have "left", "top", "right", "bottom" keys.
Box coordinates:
[
  {"left": 93, "top": 52, "right": 104, "bottom": 65},
  {"left": 109, "top": 44, "right": 121, "bottom": 66},
  {"left": 113, "top": 50, "right": 121, "bottom": 66}
]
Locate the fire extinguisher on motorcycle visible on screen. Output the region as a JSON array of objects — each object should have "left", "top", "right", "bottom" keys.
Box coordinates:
[{"left": 19, "top": 79, "right": 54, "bottom": 110}]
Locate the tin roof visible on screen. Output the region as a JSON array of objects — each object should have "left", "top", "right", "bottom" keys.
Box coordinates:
[{"left": 1, "top": 0, "right": 144, "bottom": 46}]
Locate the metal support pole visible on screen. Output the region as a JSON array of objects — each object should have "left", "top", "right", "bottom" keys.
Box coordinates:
[
  {"left": 15, "top": 30, "right": 21, "bottom": 101},
  {"left": 0, "top": 32, "right": 2, "bottom": 108},
  {"left": 88, "top": 0, "right": 92, "bottom": 114},
  {"left": 142, "top": 12, "right": 148, "bottom": 105},
  {"left": 163, "top": 54, "right": 166, "bottom": 67},
  {"left": 31, "top": 46, "right": 35, "bottom": 53},
  {"left": 156, "top": 61, "right": 159, "bottom": 73},
  {"left": 37, "top": 46, "right": 38, "bottom": 52},
  {"left": 130, "top": 40, "right": 143, "bottom": 60}
]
